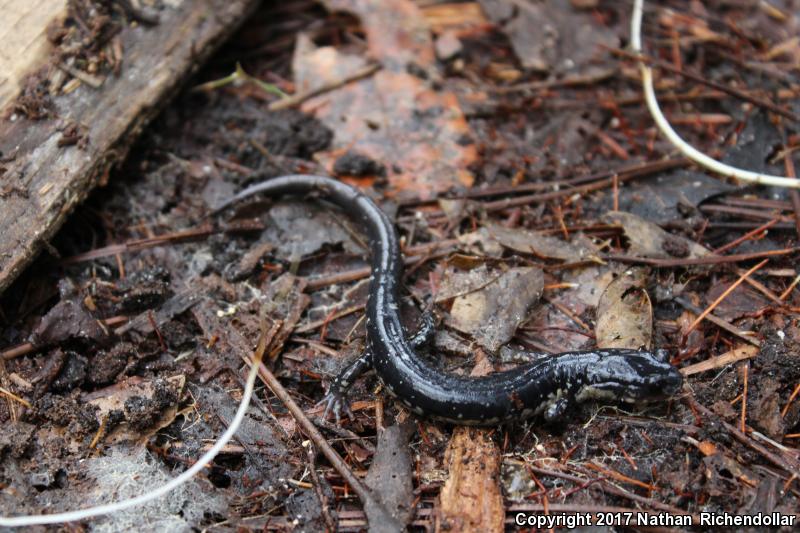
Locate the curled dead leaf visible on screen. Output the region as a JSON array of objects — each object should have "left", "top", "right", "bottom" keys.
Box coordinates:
[
  {"left": 603, "top": 211, "right": 710, "bottom": 259},
  {"left": 442, "top": 266, "right": 544, "bottom": 352},
  {"left": 595, "top": 268, "right": 653, "bottom": 350}
]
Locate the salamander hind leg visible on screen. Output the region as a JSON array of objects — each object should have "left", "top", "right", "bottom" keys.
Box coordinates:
[
  {"left": 543, "top": 397, "right": 570, "bottom": 423},
  {"left": 408, "top": 310, "right": 436, "bottom": 349},
  {"left": 318, "top": 350, "right": 373, "bottom": 423}
]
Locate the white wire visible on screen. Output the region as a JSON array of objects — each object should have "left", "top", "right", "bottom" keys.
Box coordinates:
[
  {"left": 1, "top": 1, "right": 795, "bottom": 526},
  {"left": 631, "top": 0, "right": 800, "bottom": 188},
  {"left": 0, "top": 360, "right": 261, "bottom": 527}
]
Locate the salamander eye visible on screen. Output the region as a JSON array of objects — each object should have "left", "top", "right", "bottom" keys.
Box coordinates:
[{"left": 654, "top": 349, "right": 669, "bottom": 363}]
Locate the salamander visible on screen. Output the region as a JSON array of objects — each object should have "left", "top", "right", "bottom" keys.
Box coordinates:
[{"left": 214, "top": 174, "right": 683, "bottom": 426}]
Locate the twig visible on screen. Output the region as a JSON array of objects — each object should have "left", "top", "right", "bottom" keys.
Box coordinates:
[
  {"left": 611, "top": 48, "right": 800, "bottom": 123},
  {"left": 489, "top": 68, "right": 615, "bottom": 94},
  {"left": 478, "top": 166, "right": 670, "bottom": 214},
  {"left": 712, "top": 219, "right": 779, "bottom": 255},
  {"left": 585, "top": 462, "right": 655, "bottom": 491},
  {"left": 782, "top": 383, "right": 800, "bottom": 417},
  {"left": 741, "top": 363, "right": 749, "bottom": 433},
  {"left": 782, "top": 141, "right": 800, "bottom": 237},
  {"left": 512, "top": 461, "right": 699, "bottom": 520},
  {"left": 304, "top": 442, "right": 338, "bottom": 532},
  {"left": 603, "top": 248, "right": 795, "bottom": 267},
  {"left": 309, "top": 416, "right": 376, "bottom": 453},
  {"left": 1, "top": 342, "right": 34, "bottom": 361},
  {"left": 679, "top": 345, "right": 759, "bottom": 376},
  {"left": 242, "top": 353, "right": 401, "bottom": 530},
  {"left": 306, "top": 248, "right": 452, "bottom": 291},
  {"left": 683, "top": 259, "right": 768, "bottom": 338},
  {"left": 738, "top": 270, "right": 783, "bottom": 305},
  {"left": 544, "top": 296, "right": 591, "bottom": 333},
  {"left": 401, "top": 158, "right": 687, "bottom": 206},
  {"left": 685, "top": 395, "right": 800, "bottom": 475},
  {"left": 56, "top": 62, "right": 104, "bottom": 89},
  {"left": 60, "top": 224, "right": 259, "bottom": 265},
  {"left": 268, "top": 63, "right": 381, "bottom": 111},
  {"left": 780, "top": 275, "right": 800, "bottom": 301},
  {"left": 2, "top": 315, "right": 130, "bottom": 361},
  {"left": 0, "top": 386, "right": 31, "bottom": 408},
  {"left": 673, "top": 297, "right": 760, "bottom": 347},
  {"left": 295, "top": 304, "right": 365, "bottom": 334},
  {"left": 192, "top": 62, "right": 286, "bottom": 97}
]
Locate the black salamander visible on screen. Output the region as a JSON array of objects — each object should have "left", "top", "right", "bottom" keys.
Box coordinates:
[{"left": 214, "top": 174, "right": 683, "bottom": 426}]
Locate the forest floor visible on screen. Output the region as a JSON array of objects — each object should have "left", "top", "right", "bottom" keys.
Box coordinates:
[{"left": 2, "top": 0, "right": 800, "bottom": 531}]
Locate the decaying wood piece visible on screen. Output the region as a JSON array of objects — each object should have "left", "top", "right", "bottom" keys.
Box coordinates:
[
  {"left": 0, "top": 0, "right": 261, "bottom": 295},
  {"left": 437, "top": 426, "right": 504, "bottom": 533},
  {"left": 0, "top": 0, "right": 67, "bottom": 110}
]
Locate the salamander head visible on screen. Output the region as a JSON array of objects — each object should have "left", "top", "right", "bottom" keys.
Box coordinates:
[{"left": 576, "top": 350, "right": 683, "bottom": 404}]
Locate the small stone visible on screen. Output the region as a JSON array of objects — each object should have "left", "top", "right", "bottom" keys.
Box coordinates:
[{"left": 435, "top": 31, "right": 462, "bottom": 62}]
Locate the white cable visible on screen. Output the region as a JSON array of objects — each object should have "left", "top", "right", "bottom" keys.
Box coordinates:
[
  {"left": 631, "top": 0, "right": 800, "bottom": 188},
  {"left": 0, "top": 359, "right": 261, "bottom": 527}
]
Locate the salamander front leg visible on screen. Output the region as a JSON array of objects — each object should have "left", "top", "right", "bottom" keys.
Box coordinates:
[{"left": 319, "top": 351, "right": 373, "bottom": 423}]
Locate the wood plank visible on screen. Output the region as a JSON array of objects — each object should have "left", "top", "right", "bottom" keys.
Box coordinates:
[
  {"left": 0, "top": 0, "right": 260, "bottom": 294},
  {"left": 0, "top": 0, "right": 67, "bottom": 110}
]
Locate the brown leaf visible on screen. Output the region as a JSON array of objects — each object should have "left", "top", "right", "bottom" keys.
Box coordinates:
[
  {"left": 444, "top": 266, "right": 544, "bottom": 352},
  {"left": 365, "top": 423, "right": 416, "bottom": 526},
  {"left": 705, "top": 281, "right": 769, "bottom": 322},
  {"left": 749, "top": 380, "right": 787, "bottom": 439},
  {"left": 421, "top": 2, "right": 488, "bottom": 34},
  {"left": 478, "top": 0, "right": 619, "bottom": 72},
  {"left": 604, "top": 211, "right": 711, "bottom": 259},
  {"left": 595, "top": 268, "right": 653, "bottom": 350},
  {"left": 321, "top": 0, "right": 436, "bottom": 68},
  {"left": 485, "top": 222, "right": 598, "bottom": 261},
  {"left": 85, "top": 375, "right": 185, "bottom": 447},
  {"left": 294, "top": 0, "right": 476, "bottom": 197},
  {"left": 31, "top": 291, "right": 108, "bottom": 346}
]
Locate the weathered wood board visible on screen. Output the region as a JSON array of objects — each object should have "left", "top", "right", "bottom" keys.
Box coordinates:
[
  {"left": 0, "top": 0, "right": 67, "bottom": 110},
  {"left": 0, "top": 0, "right": 260, "bottom": 295}
]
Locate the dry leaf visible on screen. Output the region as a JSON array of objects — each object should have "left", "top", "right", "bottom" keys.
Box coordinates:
[
  {"left": 444, "top": 266, "right": 544, "bottom": 352},
  {"left": 604, "top": 211, "right": 710, "bottom": 259},
  {"left": 295, "top": 0, "right": 477, "bottom": 197},
  {"left": 595, "top": 268, "right": 652, "bottom": 350}
]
